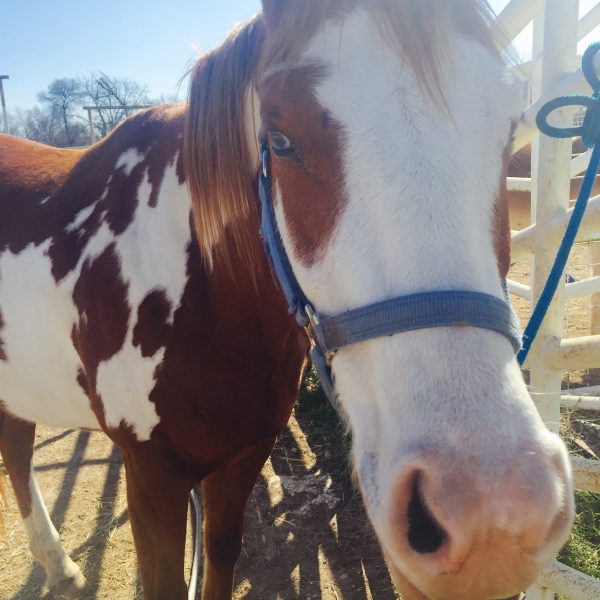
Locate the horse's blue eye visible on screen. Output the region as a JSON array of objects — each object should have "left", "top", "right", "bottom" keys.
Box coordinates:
[{"left": 267, "top": 131, "right": 293, "bottom": 155}]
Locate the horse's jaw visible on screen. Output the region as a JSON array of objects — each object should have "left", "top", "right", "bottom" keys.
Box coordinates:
[{"left": 333, "top": 330, "right": 573, "bottom": 600}]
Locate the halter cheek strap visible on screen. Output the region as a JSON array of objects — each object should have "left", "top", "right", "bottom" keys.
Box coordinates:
[{"left": 258, "top": 145, "right": 522, "bottom": 400}]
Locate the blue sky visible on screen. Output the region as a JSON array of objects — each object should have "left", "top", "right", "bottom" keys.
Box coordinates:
[
  {"left": 2, "top": 0, "right": 261, "bottom": 110},
  {"left": 1, "top": 0, "right": 598, "bottom": 112}
]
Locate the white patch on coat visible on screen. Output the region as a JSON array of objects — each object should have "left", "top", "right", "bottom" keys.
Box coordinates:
[
  {"left": 65, "top": 203, "right": 95, "bottom": 233},
  {"left": 96, "top": 162, "right": 190, "bottom": 440},
  {"left": 0, "top": 240, "right": 98, "bottom": 429},
  {"left": 24, "top": 469, "right": 83, "bottom": 589},
  {"left": 115, "top": 147, "right": 147, "bottom": 176},
  {"left": 0, "top": 149, "right": 190, "bottom": 439},
  {"left": 269, "top": 6, "right": 569, "bottom": 564}
]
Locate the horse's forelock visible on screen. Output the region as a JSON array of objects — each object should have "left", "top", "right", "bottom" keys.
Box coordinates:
[
  {"left": 260, "top": 0, "right": 500, "bottom": 106},
  {"left": 184, "top": 1, "right": 500, "bottom": 272}
]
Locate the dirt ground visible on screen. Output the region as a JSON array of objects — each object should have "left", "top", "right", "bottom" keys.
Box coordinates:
[
  {"left": 1, "top": 245, "right": 599, "bottom": 600},
  {"left": 0, "top": 400, "right": 397, "bottom": 600}
]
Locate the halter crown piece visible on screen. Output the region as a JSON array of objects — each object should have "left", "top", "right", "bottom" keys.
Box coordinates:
[
  {"left": 519, "top": 42, "right": 600, "bottom": 365},
  {"left": 258, "top": 154, "right": 521, "bottom": 399}
]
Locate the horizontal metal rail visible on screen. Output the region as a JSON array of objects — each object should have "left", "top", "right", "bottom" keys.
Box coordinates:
[
  {"left": 82, "top": 105, "right": 153, "bottom": 111},
  {"left": 561, "top": 394, "right": 600, "bottom": 411},
  {"left": 565, "top": 275, "right": 600, "bottom": 298},
  {"left": 537, "top": 561, "right": 600, "bottom": 600},
  {"left": 511, "top": 193, "right": 600, "bottom": 260},
  {"left": 542, "top": 335, "right": 600, "bottom": 371},
  {"left": 507, "top": 176, "right": 532, "bottom": 192},
  {"left": 566, "top": 384, "right": 600, "bottom": 395},
  {"left": 507, "top": 279, "right": 532, "bottom": 300},
  {"left": 571, "top": 456, "right": 600, "bottom": 493}
]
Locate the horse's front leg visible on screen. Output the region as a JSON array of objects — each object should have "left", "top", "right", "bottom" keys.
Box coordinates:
[
  {"left": 0, "top": 412, "right": 85, "bottom": 598},
  {"left": 201, "top": 436, "right": 277, "bottom": 600},
  {"left": 122, "top": 445, "right": 193, "bottom": 600}
]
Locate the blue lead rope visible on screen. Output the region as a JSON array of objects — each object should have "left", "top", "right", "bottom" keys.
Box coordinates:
[{"left": 518, "top": 42, "right": 600, "bottom": 365}]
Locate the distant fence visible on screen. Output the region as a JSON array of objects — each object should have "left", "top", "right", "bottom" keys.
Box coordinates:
[
  {"left": 83, "top": 104, "right": 153, "bottom": 145},
  {"left": 0, "top": 75, "right": 9, "bottom": 134}
]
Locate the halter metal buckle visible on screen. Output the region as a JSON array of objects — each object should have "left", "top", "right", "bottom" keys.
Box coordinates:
[
  {"left": 304, "top": 304, "right": 320, "bottom": 348},
  {"left": 304, "top": 304, "right": 336, "bottom": 364}
]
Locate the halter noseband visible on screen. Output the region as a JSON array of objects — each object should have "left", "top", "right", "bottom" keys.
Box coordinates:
[{"left": 258, "top": 145, "right": 522, "bottom": 399}]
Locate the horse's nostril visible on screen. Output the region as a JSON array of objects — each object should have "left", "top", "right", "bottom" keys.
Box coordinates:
[{"left": 407, "top": 474, "right": 447, "bottom": 554}]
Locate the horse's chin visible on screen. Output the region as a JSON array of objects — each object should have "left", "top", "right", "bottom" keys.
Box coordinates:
[
  {"left": 384, "top": 549, "right": 532, "bottom": 600},
  {"left": 386, "top": 564, "right": 429, "bottom": 600}
]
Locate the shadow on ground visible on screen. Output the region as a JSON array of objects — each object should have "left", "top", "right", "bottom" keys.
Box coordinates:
[{"left": 6, "top": 392, "right": 396, "bottom": 600}]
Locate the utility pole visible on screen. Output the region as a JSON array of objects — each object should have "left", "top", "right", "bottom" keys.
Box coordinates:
[{"left": 0, "top": 76, "right": 8, "bottom": 134}]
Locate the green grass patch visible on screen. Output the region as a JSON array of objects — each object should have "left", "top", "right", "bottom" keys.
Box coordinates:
[
  {"left": 296, "top": 367, "right": 352, "bottom": 455},
  {"left": 558, "top": 489, "right": 600, "bottom": 579},
  {"left": 558, "top": 409, "right": 600, "bottom": 579}
]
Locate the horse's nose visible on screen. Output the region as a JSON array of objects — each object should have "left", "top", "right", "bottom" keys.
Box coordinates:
[{"left": 385, "top": 441, "right": 574, "bottom": 599}]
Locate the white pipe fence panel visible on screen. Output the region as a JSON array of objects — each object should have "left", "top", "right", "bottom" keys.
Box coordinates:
[
  {"left": 499, "top": 0, "right": 600, "bottom": 597},
  {"left": 560, "top": 394, "right": 600, "bottom": 410}
]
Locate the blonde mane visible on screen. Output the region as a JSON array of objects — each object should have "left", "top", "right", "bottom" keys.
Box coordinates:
[{"left": 184, "top": 0, "right": 499, "bottom": 273}]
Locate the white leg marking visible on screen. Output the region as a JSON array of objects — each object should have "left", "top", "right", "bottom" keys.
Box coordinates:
[{"left": 24, "top": 469, "right": 84, "bottom": 590}]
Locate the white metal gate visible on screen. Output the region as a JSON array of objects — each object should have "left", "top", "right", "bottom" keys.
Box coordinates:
[{"left": 498, "top": 0, "right": 600, "bottom": 597}]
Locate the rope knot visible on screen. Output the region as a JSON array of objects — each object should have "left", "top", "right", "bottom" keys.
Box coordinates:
[{"left": 536, "top": 42, "right": 600, "bottom": 149}]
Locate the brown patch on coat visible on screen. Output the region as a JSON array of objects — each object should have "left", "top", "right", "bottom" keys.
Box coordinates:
[
  {"left": 0, "top": 411, "right": 36, "bottom": 520},
  {"left": 76, "top": 368, "right": 90, "bottom": 398},
  {"left": 0, "top": 106, "right": 186, "bottom": 282},
  {"left": 258, "top": 65, "right": 346, "bottom": 266},
  {"left": 71, "top": 244, "right": 130, "bottom": 402},
  {"left": 133, "top": 290, "right": 172, "bottom": 358},
  {"left": 109, "top": 217, "right": 309, "bottom": 472},
  {"left": 0, "top": 135, "right": 83, "bottom": 255}
]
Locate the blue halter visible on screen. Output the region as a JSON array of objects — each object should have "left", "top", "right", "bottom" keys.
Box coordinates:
[{"left": 258, "top": 146, "right": 522, "bottom": 399}]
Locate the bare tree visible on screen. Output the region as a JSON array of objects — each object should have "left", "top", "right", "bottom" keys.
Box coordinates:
[
  {"left": 9, "top": 106, "right": 86, "bottom": 147},
  {"left": 81, "top": 73, "right": 152, "bottom": 138},
  {"left": 37, "top": 78, "right": 83, "bottom": 146},
  {"left": 10, "top": 73, "right": 154, "bottom": 146}
]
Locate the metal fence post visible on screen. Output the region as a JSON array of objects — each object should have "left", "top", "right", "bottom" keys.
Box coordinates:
[
  {"left": 527, "top": 0, "right": 578, "bottom": 426},
  {"left": 0, "top": 75, "right": 9, "bottom": 134},
  {"left": 526, "top": 0, "right": 579, "bottom": 595}
]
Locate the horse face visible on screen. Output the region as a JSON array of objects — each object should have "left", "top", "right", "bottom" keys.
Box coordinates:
[{"left": 257, "top": 4, "right": 573, "bottom": 599}]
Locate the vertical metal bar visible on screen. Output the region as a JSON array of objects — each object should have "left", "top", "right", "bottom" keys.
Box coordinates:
[
  {"left": 588, "top": 242, "right": 600, "bottom": 334},
  {"left": 0, "top": 78, "right": 8, "bottom": 134},
  {"left": 526, "top": 0, "right": 579, "bottom": 594},
  {"left": 87, "top": 109, "right": 96, "bottom": 145},
  {"left": 527, "top": 0, "right": 578, "bottom": 427}
]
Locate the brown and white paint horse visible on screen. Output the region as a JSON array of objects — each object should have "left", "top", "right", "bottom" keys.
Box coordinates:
[{"left": 0, "top": 1, "right": 574, "bottom": 599}]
